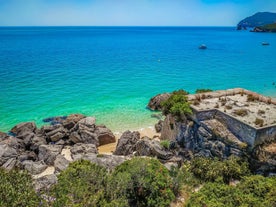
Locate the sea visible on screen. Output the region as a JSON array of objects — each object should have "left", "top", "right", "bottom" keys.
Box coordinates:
[{"left": 0, "top": 26, "right": 276, "bottom": 133}]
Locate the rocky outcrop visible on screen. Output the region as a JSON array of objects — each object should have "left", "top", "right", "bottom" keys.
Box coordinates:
[
  {"left": 155, "top": 120, "right": 163, "bottom": 133},
  {"left": 136, "top": 137, "right": 174, "bottom": 160},
  {"left": 114, "top": 131, "right": 140, "bottom": 155},
  {"left": 70, "top": 143, "right": 98, "bottom": 160},
  {"left": 147, "top": 93, "right": 170, "bottom": 111}
]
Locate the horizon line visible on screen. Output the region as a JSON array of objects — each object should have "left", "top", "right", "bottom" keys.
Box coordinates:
[{"left": 0, "top": 25, "right": 237, "bottom": 27}]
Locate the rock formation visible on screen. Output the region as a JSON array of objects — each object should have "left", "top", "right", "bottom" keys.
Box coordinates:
[{"left": 147, "top": 93, "right": 170, "bottom": 111}]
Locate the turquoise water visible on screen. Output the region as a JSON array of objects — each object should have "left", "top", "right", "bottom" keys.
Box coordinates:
[{"left": 0, "top": 27, "right": 276, "bottom": 132}]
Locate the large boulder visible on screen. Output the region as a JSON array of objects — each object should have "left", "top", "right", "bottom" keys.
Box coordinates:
[
  {"left": 95, "top": 125, "right": 116, "bottom": 146},
  {"left": 136, "top": 137, "right": 173, "bottom": 160},
  {"left": 10, "top": 122, "right": 37, "bottom": 136},
  {"left": 45, "top": 124, "right": 68, "bottom": 142},
  {"left": 69, "top": 117, "right": 98, "bottom": 145},
  {"left": 147, "top": 93, "right": 171, "bottom": 111},
  {"left": 155, "top": 120, "right": 163, "bottom": 133},
  {"left": 38, "top": 145, "right": 63, "bottom": 165},
  {"left": 113, "top": 131, "right": 140, "bottom": 155}
]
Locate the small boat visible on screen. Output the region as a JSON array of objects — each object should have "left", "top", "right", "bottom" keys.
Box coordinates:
[
  {"left": 262, "top": 42, "right": 270, "bottom": 46},
  {"left": 199, "top": 44, "right": 207, "bottom": 49}
]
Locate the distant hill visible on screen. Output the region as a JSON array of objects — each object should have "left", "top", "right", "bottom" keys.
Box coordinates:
[{"left": 237, "top": 12, "right": 276, "bottom": 30}]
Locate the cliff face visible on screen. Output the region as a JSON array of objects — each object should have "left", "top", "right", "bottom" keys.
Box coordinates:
[{"left": 237, "top": 12, "right": 276, "bottom": 30}]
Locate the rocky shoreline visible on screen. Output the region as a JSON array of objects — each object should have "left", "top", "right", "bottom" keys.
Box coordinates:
[{"left": 1, "top": 88, "right": 276, "bottom": 193}]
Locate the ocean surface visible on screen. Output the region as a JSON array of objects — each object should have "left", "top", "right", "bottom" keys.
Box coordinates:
[{"left": 0, "top": 27, "right": 276, "bottom": 132}]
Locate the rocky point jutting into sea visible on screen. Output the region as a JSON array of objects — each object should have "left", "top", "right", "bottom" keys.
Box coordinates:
[{"left": 0, "top": 88, "right": 276, "bottom": 192}]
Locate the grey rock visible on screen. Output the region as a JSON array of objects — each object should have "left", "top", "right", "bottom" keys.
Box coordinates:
[
  {"left": 10, "top": 122, "right": 37, "bottom": 136},
  {"left": 0, "top": 144, "right": 18, "bottom": 166},
  {"left": 2, "top": 158, "right": 17, "bottom": 170},
  {"left": 95, "top": 126, "right": 116, "bottom": 146},
  {"left": 62, "top": 114, "right": 86, "bottom": 130},
  {"left": 38, "top": 145, "right": 63, "bottom": 165},
  {"left": 18, "top": 151, "right": 37, "bottom": 162},
  {"left": 70, "top": 143, "right": 98, "bottom": 160},
  {"left": 155, "top": 120, "right": 163, "bottom": 133},
  {"left": 54, "top": 154, "right": 69, "bottom": 172},
  {"left": 210, "top": 140, "right": 226, "bottom": 158},
  {"left": 78, "top": 117, "right": 96, "bottom": 128},
  {"left": 136, "top": 137, "right": 173, "bottom": 160},
  {"left": 147, "top": 93, "right": 171, "bottom": 111},
  {"left": 22, "top": 160, "right": 48, "bottom": 175},
  {"left": 81, "top": 154, "right": 129, "bottom": 170},
  {"left": 45, "top": 124, "right": 68, "bottom": 142},
  {"left": 114, "top": 130, "right": 140, "bottom": 155},
  {"left": 34, "top": 174, "right": 58, "bottom": 192}
]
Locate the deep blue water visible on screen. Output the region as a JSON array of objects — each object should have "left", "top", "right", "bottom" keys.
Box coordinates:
[{"left": 0, "top": 27, "right": 275, "bottom": 132}]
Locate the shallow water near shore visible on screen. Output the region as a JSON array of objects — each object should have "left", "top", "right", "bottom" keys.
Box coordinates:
[{"left": 0, "top": 27, "right": 276, "bottom": 132}]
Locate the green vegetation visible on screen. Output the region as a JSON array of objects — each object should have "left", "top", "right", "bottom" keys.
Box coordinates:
[
  {"left": 161, "top": 89, "right": 192, "bottom": 121},
  {"left": 160, "top": 140, "right": 170, "bottom": 149},
  {"left": 254, "top": 118, "right": 264, "bottom": 127},
  {"left": 195, "top": 88, "right": 213, "bottom": 94},
  {"left": 186, "top": 175, "right": 276, "bottom": 207},
  {"left": 190, "top": 156, "right": 250, "bottom": 184},
  {"left": 108, "top": 157, "right": 175, "bottom": 207},
  {"left": 50, "top": 160, "right": 107, "bottom": 207},
  {"left": 233, "top": 109, "right": 248, "bottom": 117},
  {"left": 261, "top": 23, "right": 276, "bottom": 32},
  {"left": 1, "top": 155, "right": 275, "bottom": 207},
  {"left": 0, "top": 168, "right": 40, "bottom": 207}
]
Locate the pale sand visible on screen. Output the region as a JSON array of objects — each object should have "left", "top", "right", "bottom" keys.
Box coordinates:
[
  {"left": 33, "top": 166, "right": 55, "bottom": 179},
  {"left": 98, "top": 126, "right": 160, "bottom": 154}
]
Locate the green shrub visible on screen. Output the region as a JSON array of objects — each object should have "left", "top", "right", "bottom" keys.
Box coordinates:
[
  {"left": 161, "top": 89, "right": 192, "bottom": 121},
  {"left": 233, "top": 109, "right": 248, "bottom": 117},
  {"left": 50, "top": 160, "right": 107, "bottom": 207},
  {"left": 190, "top": 156, "right": 250, "bottom": 184},
  {"left": 107, "top": 157, "right": 175, "bottom": 207},
  {"left": 160, "top": 140, "right": 170, "bottom": 149},
  {"left": 0, "top": 168, "right": 40, "bottom": 207},
  {"left": 186, "top": 175, "right": 276, "bottom": 207},
  {"left": 254, "top": 118, "right": 264, "bottom": 127},
  {"left": 195, "top": 89, "right": 213, "bottom": 94}
]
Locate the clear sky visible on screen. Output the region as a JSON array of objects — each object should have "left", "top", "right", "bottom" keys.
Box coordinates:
[{"left": 0, "top": 0, "right": 275, "bottom": 26}]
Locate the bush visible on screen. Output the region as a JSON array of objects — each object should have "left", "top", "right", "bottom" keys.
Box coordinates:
[
  {"left": 160, "top": 140, "right": 170, "bottom": 149},
  {"left": 0, "top": 168, "right": 40, "bottom": 207},
  {"left": 190, "top": 156, "right": 250, "bottom": 184},
  {"left": 233, "top": 109, "right": 248, "bottom": 117},
  {"left": 161, "top": 89, "right": 192, "bottom": 121},
  {"left": 50, "top": 160, "right": 107, "bottom": 207},
  {"left": 186, "top": 175, "right": 276, "bottom": 207},
  {"left": 254, "top": 118, "right": 264, "bottom": 127},
  {"left": 107, "top": 157, "right": 175, "bottom": 207},
  {"left": 195, "top": 89, "right": 213, "bottom": 94}
]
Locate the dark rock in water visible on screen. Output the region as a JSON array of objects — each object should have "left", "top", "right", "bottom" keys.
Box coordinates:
[
  {"left": 262, "top": 42, "right": 270, "bottom": 46},
  {"left": 155, "top": 120, "right": 163, "bottom": 133},
  {"left": 114, "top": 130, "right": 140, "bottom": 156},
  {"left": 70, "top": 143, "right": 98, "bottom": 160},
  {"left": 34, "top": 174, "right": 58, "bottom": 192},
  {"left": 147, "top": 93, "right": 171, "bottom": 111},
  {"left": 22, "top": 160, "right": 48, "bottom": 175},
  {"left": 10, "top": 122, "right": 37, "bottom": 136},
  {"left": 136, "top": 137, "right": 173, "bottom": 160},
  {"left": 43, "top": 116, "right": 67, "bottom": 125},
  {"left": 38, "top": 145, "right": 63, "bottom": 165}
]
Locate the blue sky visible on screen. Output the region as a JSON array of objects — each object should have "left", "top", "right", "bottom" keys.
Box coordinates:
[{"left": 0, "top": 0, "right": 275, "bottom": 26}]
